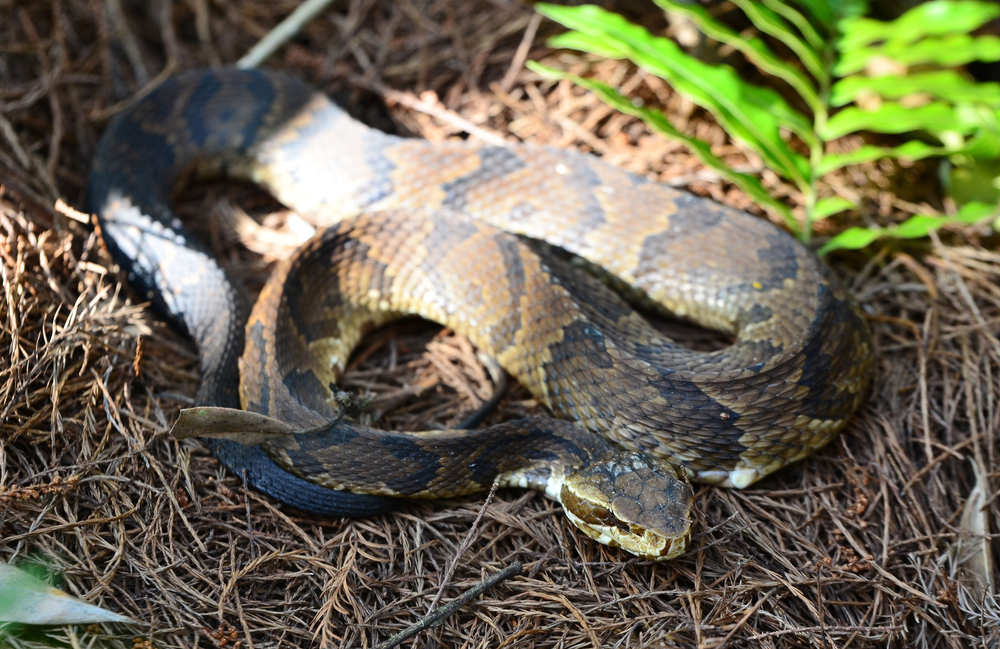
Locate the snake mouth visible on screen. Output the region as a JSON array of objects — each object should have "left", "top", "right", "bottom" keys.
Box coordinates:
[
  {"left": 561, "top": 506, "right": 691, "bottom": 561},
  {"left": 558, "top": 452, "right": 694, "bottom": 561}
]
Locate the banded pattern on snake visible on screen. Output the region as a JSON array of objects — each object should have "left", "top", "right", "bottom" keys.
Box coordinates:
[{"left": 88, "top": 68, "right": 874, "bottom": 560}]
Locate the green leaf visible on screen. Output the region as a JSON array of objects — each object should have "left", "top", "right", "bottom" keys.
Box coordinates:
[
  {"left": 812, "top": 196, "right": 856, "bottom": 221},
  {"left": 653, "top": 0, "right": 822, "bottom": 115},
  {"left": 831, "top": 70, "right": 1000, "bottom": 107},
  {"left": 953, "top": 201, "right": 999, "bottom": 223},
  {"left": 890, "top": 214, "right": 950, "bottom": 238},
  {"left": 818, "top": 202, "right": 999, "bottom": 255},
  {"left": 838, "top": 1, "right": 1000, "bottom": 51},
  {"left": 954, "top": 102, "right": 1000, "bottom": 130},
  {"left": 818, "top": 226, "right": 881, "bottom": 254},
  {"left": 547, "top": 32, "right": 628, "bottom": 60},
  {"left": 959, "top": 119, "right": 1000, "bottom": 158},
  {"left": 822, "top": 102, "right": 975, "bottom": 139},
  {"left": 730, "top": 0, "right": 827, "bottom": 82},
  {"left": 536, "top": 3, "right": 812, "bottom": 187},
  {"left": 948, "top": 159, "right": 1000, "bottom": 203},
  {"left": 835, "top": 33, "right": 1000, "bottom": 76},
  {"left": 791, "top": 0, "right": 868, "bottom": 26},
  {"left": 817, "top": 140, "right": 949, "bottom": 175},
  {"left": 761, "top": 0, "right": 825, "bottom": 51},
  {"left": 791, "top": 0, "right": 835, "bottom": 26},
  {"left": 528, "top": 61, "right": 798, "bottom": 231}
]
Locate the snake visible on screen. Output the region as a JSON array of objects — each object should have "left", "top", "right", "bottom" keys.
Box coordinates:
[{"left": 87, "top": 68, "right": 874, "bottom": 561}]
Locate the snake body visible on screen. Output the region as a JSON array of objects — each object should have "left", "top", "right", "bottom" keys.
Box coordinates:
[{"left": 89, "top": 68, "right": 874, "bottom": 560}]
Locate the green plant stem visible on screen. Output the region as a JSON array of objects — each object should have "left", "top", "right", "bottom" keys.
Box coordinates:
[{"left": 803, "top": 29, "right": 838, "bottom": 245}]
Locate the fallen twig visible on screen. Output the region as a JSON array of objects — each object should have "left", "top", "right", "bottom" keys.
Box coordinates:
[
  {"left": 237, "top": 0, "right": 339, "bottom": 70},
  {"left": 348, "top": 75, "right": 509, "bottom": 146},
  {"left": 374, "top": 561, "right": 523, "bottom": 649},
  {"left": 428, "top": 482, "right": 500, "bottom": 612}
]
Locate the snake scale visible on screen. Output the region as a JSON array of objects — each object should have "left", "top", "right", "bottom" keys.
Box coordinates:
[{"left": 88, "top": 68, "right": 874, "bottom": 560}]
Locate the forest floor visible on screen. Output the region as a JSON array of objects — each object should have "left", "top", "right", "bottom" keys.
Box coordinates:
[{"left": 2, "top": 1, "right": 999, "bottom": 647}]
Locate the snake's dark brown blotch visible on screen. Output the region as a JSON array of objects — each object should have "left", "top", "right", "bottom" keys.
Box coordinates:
[{"left": 88, "top": 68, "right": 874, "bottom": 558}]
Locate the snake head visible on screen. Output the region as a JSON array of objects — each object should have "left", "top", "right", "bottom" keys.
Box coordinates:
[{"left": 560, "top": 451, "right": 693, "bottom": 561}]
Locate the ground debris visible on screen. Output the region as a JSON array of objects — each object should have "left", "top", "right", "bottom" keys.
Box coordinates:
[{"left": 1, "top": 1, "right": 998, "bottom": 647}]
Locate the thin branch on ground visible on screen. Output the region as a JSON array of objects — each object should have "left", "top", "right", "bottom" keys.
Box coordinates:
[
  {"left": 237, "top": 0, "right": 339, "bottom": 69},
  {"left": 374, "top": 561, "right": 523, "bottom": 649}
]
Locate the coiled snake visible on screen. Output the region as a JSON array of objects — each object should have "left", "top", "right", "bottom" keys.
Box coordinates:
[{"left": 88, "top": 68, "right": 874, "bottom": 560}]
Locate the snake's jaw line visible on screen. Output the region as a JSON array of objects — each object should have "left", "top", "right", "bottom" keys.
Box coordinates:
[
  {"left": 558, "top": 451, "right": 693, "bottom": 561},
  {"left": 559, "top": 494, "right": 691, "bottom": 562}
]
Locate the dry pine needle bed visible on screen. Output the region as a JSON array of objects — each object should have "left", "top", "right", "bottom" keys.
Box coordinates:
[{"left": 1, "top": 1, "right": 999, "bottom": 647}]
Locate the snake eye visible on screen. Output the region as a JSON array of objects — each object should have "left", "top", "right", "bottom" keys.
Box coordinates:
[{"left": 560, "top": 451, "right": 693, "bottom": 561}]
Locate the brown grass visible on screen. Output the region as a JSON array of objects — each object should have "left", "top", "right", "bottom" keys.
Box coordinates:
[{"left": 2, "top": 1, "right": 999, "bottom": 647}]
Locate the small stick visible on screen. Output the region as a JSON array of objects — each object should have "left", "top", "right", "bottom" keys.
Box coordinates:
[
  {"left": 500, "top": 13, "right": 542, "bottom": 92},
  {"left": 237, "top": 0, "right": 339, "bottom": 70},
  {"left": 104, "top": 0, "right": 150, "bottom": 84},
  {"left": 240, "top": 469, "right": 258, "bottom": 560},
  {"left": 348, "top": 75, "right": 509, "bottom": 147},
  {"left": 427, "top": 482, "right": 499, "bottom": 612},
  {"left": 374, "top": 562, "right": 523, "bottom": 649}
]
